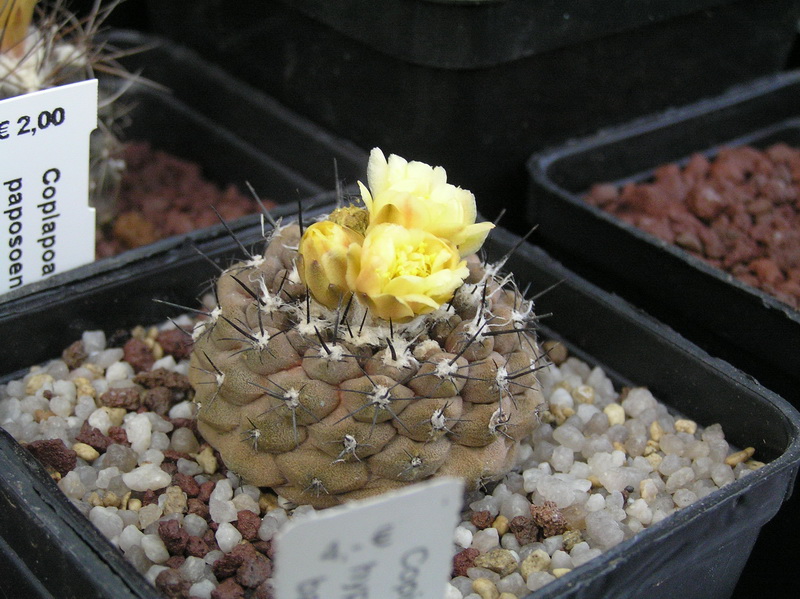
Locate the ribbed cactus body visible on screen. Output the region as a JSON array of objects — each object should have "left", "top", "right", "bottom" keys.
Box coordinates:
[{"left": 190, "top": 223, "right": 545, "bottom": 508}]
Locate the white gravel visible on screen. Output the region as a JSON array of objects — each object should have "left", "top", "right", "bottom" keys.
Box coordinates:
[{"left": 0, "top": 319, "right": 764, "bottom": 599}]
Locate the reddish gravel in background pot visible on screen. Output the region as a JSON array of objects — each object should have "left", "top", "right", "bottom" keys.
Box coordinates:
[
  {"left": 585, "top": 143, "right": 800, "bottom": 310},
  {"left": 96, "top": 143, "right": 276, "bottom": 259}
]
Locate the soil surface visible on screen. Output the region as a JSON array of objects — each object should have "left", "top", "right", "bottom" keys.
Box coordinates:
[
  {"left": 585, "top": 143, "right": 800, "bottom": 310},
  {"left": 96, "top": 142, "right": 276, "bottom": 259}
]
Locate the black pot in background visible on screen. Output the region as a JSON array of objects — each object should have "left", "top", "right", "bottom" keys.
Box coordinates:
[
  {"left": 1, "top": 202, "right": 799, "bottom": 599},
  {"left": 103, "top": 30, "right": 368, "bottom": 192},
  {"left": 527, "top": 69, "right": 800, "bottom": 599},
  {"left": 527, "top": 70, "right": 800, "bottom": 410},
  {"left": 145, "top": 0, "right": 800, "bottom": 234}
]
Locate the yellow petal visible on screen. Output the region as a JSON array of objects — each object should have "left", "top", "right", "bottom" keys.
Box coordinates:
[
  {"left": 367, "top": 147, "right": 390, "bottom": 196},
  {"left": 298, "top": 220, "right": 363, "bottom": 309}
]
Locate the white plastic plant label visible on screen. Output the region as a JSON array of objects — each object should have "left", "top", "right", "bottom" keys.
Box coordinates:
[
  {"left": 1, "top": 79, "right": 97, "bottom": 294},
  {"left": 274, "top": 477, "right": 464, "bottom": 599}
]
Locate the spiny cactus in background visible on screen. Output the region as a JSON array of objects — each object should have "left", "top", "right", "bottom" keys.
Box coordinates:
[
  {"left": 189, "top": 149, "right": 547, "bottom": 508},
  {"left": 0, "top": 0, "right": 132, "bottom": 224}
]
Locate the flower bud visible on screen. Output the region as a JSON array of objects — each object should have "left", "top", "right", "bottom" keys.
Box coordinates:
[{"left": 297, "top": 220, "right": 363, "bottom": 309}]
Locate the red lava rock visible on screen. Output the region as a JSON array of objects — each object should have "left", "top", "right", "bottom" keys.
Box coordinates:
[
  {"left": 452, "top": 547, "right": 480, "bottom": 577},
  {"left": 235, "top": 510, "right": 262, "bottom": 541},
  {"left": 96, "top": 142, "right": 276, "bottom": 260},
  {"left": 99, "top": 387, "right": 142, "bottom": 410},
  {"left": 253, "top": 580, "right": 276, "bottom": 599},
  {"left": 107, "top": 425, "right": 129, "bottom": 445},
  {"left": 470, "top": 510, "right": 494, "bottom": 530},
  {"left": 123, "top": 338, "right": 156, "bottom": 372},
  {"left": 530, "top": 501, "right": 568, "bottom": 538},
  {"left": 112, "top": 211, "right": 159, "bottom": 251},
  {"left": 174, "top": 472, "right": 201, "bottom": 497},
  {"left": 698, "top": 227, "right": 726, "bottom": 260},
  {"left": 203, "top": 528, "right": 219, "bottom": 552},
  {"left": 750, "top": 258, "right": 784, "bottom": 287},
  {"left": 236, "top": 553, "right": 272, "bottom": 588},
  {"left": 74, "top": 421, "right": 112, "bottom": 452},
  {"left": 188, "top": 498, "right": 210, "bottom": 521},
  {"left": 158, "top": 328, "right": 194, "bottom": 360},
  {"left": 585, "top": 183, "right": 618, "bottom": 207},
  {"left": 213, "top": 546, "right": 249, "bottom": 579},
  {"left": 251, "top": 540, "right": 273, "bottom": 559},
  {"left": 159, "top": 516, "right": 192, "bottom": 554},
  {"left": 163, "top": 449, "right": 192, "bottom": 462},
  {"left": 25, "top": 438, "right": 77, "bottom": 476},
  {"left": 154, "top": 568, "right": 191, "bottom": 599},
  {"left": 509, "top": 515, "right": 540, "bottom": 545},
  {"left": 165, "top": 555, "right": 186, "bottom": 570},
  {"left": 585, "top": 143, "right": 800, "bottom": 310},
  {"left": 686, "top": 185, "right": 725, "bottom": 221},
  {"left": 211, "top": 578, "right": 246, "bottom": 599},
  {"left": 622, "top": 184, "right": 673, "bottom": 218},
  {"left": 134, "top": 368, "right": 192, "bottom": 393},
  {"left": 197, "top": 480, "right": 216, "bottom": 503},
  {"left": 61, "top": 340, "right": 88, "bottom": 369},
  {"left": 653, "top": 163, "right": 689, "bottom": 199},
  {"left": 674, "top": 230, "right": 703, "bottom": 254},
  {"left": 779, "top": 279, "right": 800, "bottom": 303},
  {"left": 186, "top": 535, "right": 210, "bottom": 558},
  {"left": 141, "top": 489, "right": 159, "bottom": 506},
  {"left": 143, "top": 386, "right": 174, "bottom": 416}
]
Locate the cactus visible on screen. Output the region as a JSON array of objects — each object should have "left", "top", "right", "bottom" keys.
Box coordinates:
[
  {"left": 0, "top": 0, "right": 132, "bottom": 225},
  {"left": 189, "top": 149, "right": 546, "bottom": 507}
]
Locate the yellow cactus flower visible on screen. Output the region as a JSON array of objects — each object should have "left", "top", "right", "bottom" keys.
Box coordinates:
[
  {"left": 1, "top": 0, "right": 38, "bottom": 56},
  {"left": 358, "top": 148, "right": 494, "bottom": 256},
  {"left": 297, "top": 220, "right": 364, "bottom": 310},
  {"left": 347, "top": 223, "right": 468, "bottom": 322}
]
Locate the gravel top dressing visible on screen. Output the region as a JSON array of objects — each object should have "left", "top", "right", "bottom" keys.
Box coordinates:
[
  {"left": 0, "top": 314, "right": 761, "bottom": 599},
  {"left": 584, "top": 143, "right": 800, "bottom": 311},
  {"left": 96, "top": 142, "right": 275, "bottom": 259}
]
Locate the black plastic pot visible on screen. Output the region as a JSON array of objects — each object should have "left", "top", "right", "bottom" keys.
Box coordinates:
[
  {"left": 526, "top": 69, "right": 800, "bottom": 406},
  {"left": 0, "top": 30, "right": 367, "bottom": 305},
  {"left": 145, "top": 0, "right": 800, "bottom": 230},
  {"left": 103, "top": 30, "right": 368, "bottom": 192},
  {"left": 1, "top": 202, "right": 798, "bottom": 598},
  {"left": 0, "top": 200, "right": 322, "bottom": 599},
  {"left": 526, "top": 70, "right": 800, "bottom": 598}
]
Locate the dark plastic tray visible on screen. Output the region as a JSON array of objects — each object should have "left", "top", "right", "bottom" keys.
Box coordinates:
[
  {"left": 104, "top": 30, "right": 368, "bottom": 191},
  {"left": 145, "top": 0, "right": 799, "bottom": 228},
  {"left": 1, "top": 202, "right": 798, "bottom": 599},
  {"left": 526, "top": 70, "right": 800, "bottom": 404}
]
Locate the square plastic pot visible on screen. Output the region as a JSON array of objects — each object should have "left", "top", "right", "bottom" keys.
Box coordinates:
[
  {"left": 0, "top": 30, "right": 367, "bottom": 305},
  {"left": 526, "top": 70, "right": 800, "bottom": 405},
  {"left": 145, "top": 0, "right": 800, "bottom": 228},
  {"left": 527, "top": 71, "right": 800, "bottom": 596},
  {"left": 1, "top": 202, "right": 798, "bottom": 599}
]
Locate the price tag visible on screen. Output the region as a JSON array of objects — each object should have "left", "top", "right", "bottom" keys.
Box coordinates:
[
  {"left": 274, "top": 477, "right": 464, "bottom": 599},
  {"left": 1, "top": 79, "right": 97, "bottom": 294}
]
